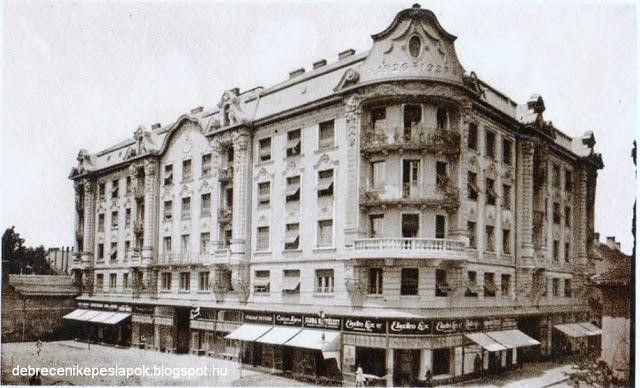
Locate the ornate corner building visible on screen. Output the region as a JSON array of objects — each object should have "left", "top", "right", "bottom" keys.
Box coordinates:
[{"left": 66, "top": 4, "right": 604, "bottom": 386}]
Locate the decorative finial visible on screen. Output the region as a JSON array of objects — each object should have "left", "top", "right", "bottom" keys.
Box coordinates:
[{"left": 412, "top": 3, "right": 421, "bottom": 9}]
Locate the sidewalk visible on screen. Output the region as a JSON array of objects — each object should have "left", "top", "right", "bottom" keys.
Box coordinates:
[{"left": 448, "top": 362, "right": 573, "bottom": 387}]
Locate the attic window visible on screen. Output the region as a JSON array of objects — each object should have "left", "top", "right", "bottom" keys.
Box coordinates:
[{"left": 409, "top": 36, "right": 422, "bottom": 58}]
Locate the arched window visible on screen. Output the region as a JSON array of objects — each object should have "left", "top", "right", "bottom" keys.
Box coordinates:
[{"left": 408, "top": 36, "right": 422, "bottom": 58}]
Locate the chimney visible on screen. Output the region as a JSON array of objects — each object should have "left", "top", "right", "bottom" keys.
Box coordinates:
[
  {"left": 593, "top": 232, "right": 600, "bottom": 244},
  {"left": 289, "top": 68, "right": 305, "bottom": 78},
  {"left": 151, "top": 123, "right": 161, "bottom": 131},
  {"left": 338, "top": 49, "right": 355, "bottom": 60},
  {"left": 606, "top": 236, "right": 616, "bottom": 250},
  {"left": 313, "top": 59, "right": 327, "bottom": 69},
  {"left": 190, "top": 106, "right": 203, "bottom": 115},
  {"left": 616, "top": 242, "right": 621, "bottom": 251}
]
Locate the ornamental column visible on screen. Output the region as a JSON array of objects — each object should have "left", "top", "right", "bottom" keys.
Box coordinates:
[
  {"left": 81, "top": 179, "right": 96, "bottom": 266},
  {"left": 231, "top": 130, "right": 251, "bottom": 263},
  {"left": 344, "top": 94, "right": 362, "bottom": 246},
  {"left": 142, "top": 159, "right": 158, "bottom": 264}
]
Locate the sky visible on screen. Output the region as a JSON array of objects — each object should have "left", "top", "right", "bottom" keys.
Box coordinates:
[{"left": 1, "top": 0, "right": 637, "bottom": 253}]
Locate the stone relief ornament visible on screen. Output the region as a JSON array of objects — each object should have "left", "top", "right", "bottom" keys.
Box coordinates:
[
  {"left": 467, "top": 155, "right": 478, "bottom": 173},
  {"left": 180, "top": 184, "right": 192, "bottom": 197},
  {"left": 484, "top": 162, "right": 497, "bottom": 180},
  {"left": 502, "top": 213, "right": 511, "bottom": 228},
  {"left": 345, "top": 94, "right": 362, "bottom": 147},
  {"left": 486, "top": 211, "right": 495, "bottom": 226},
  {"left": 313, "top": 153, "right": 339, "bottom": 170},
  {"left": 199, "top": 180, "right": 211, "bottom": 193}
]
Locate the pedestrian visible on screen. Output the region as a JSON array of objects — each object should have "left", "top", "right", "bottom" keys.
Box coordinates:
[
  {"left": 474, "top": 353, "right": 482, "bottom": 376},
  {"left": 35, "top": 339, "right": 42, "bottom": 357},
  {"left": 140, "top": 334, "right": 146, "bottom": 349},
  {"left": 424, "top": 369, "right": 433, "bottom": 387},
  {"left": 355, "top": 365, "right": 365, "bottom": 387}
]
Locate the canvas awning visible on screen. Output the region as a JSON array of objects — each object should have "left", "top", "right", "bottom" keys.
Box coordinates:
[
  {"left": 102, "top": 312, "right": 131, "bottom": 325},
  {"left": 316, "top": 181, "right": 333, "bottom": 191},
  {"left": 577, "top": 322, "right": 602, "bottom": 336},
  {"left": 281, "top": 276, "right": 300, "bottom": 292},
  {"left": 225, "top": 324, "right": 272, "bottom": 341},
  {"left": 285, "top": 186, "right": 300, "bottom": 197},
  {"left": 465, "top": 332, "right": 507, "bottom": 352},
  {"left": 284, "top": 229, "right": 299, "bottom": 244},
  {"left": 63, "top": 309, "right": 90, "bottom": 320},
  {"left": 63, "top": 309, "right": 130, "bottom": 325},
  {"left": 255, "top": 327, "right": 301, "bottom": 345},
  {"left": 555, "top": 322, "right": 601, "bottom": 338},
  {"left": 285, "top": 329, "right": 341, "bottom": 351},
  {"left": 485, "top": 329, "right": 540, "bottom": 349}
]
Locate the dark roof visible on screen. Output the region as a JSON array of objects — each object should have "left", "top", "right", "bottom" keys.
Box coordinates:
[
  {"left": 8, "top": 275, "right": 79, "bottom": 297},
  {"left": 592, "top": 243, "right": 633, "bottom": 287}
]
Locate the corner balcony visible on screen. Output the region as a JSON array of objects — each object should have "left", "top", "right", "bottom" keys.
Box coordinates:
[
  {"left": 360, "top": 183, "right": 459, "bottom": 212},
  {"left": 352, "top": 238, "right": 466, "bottom": 260},
  {"left": 361, "top": 126, "right": 461, "bottom": 160}
]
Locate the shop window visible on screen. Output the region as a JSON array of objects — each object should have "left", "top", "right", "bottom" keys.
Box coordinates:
[
  {"left": 484, "top": 272, "right": 497, "bottom": 297},
  {"left": 319, "top": 120, "right": 335, "bottom": 150},
  {"left": 201, "top": 153, "right": 212, "bottom": 177},
  {"left": 435, "top": 215, "right": 446, "bottom": 239},
  {"left": 284, "top": 223, "right": 300, "bottom": 250},
  {"left": 468, "top": 172, "right": 479, "bottom": 200},
  {"left": 200, "top": 233, "right": 210, "bottom": 254},
  {"left": 485, "top": 226, "right": 495, "bottom": 252},
  {"left": 371, "top": 161, "right": 385, "bottom": 188},
  {"left": 161, "top": 273, "right": 172, "bottom": 290},
  {"left": 465, "top": 271, "right": 479, "bottom": 297},
  {"left": 370, "top": 214, "right": 384, "bottom": 238},
  {"left": 401, "top": 268, "right": 419, "bottom": 296},
  {"left": 315, "top": 269, "right": 334, "bottom": 294},
  {"left": 502, "top": 138, "right": 513, "bottom": 165},
  {"left": 258, "top": 137, "right": 271, "bottom": 162},
  {"left": 486, "top": 178, "right": 497, "bottom": 206},
  {"left": 502, "top": 229, "right": 511, "bottom": 254},
  {"left": 164, "top": 200, "right": 172, "bottom": 221},
  {"left": 256, "top": 226, "right": 270, "bottom": 251},
  {"left": 485, "top": 130, "right": 496, "bottom": 159},
  {"left": 258, "top": 181, "right": 270, "bottom": 205},
  {"left": 401, "top": 213, "right": 419, "bottom": 238},
  {"left": 564, "top": 279, "right": 572, "bottom": 297},
  {"left": 468, "top": 123, "right": 478, "bottom": 151},
  {"left": 111, "top": 179, "right": 119, "bottom": 199},
  {"left": 287, "top": 129, "right": 302, "bottom": 157},
  {"left": 201, "top": 193, "right": 211, "bottom": 217},
  {"left": 435, "top": 269, "right": 448, "bottom": 297},
  {"left": 317, "top": 169, "right": 334, "bottom": 197},
  {"left": 180, "top": 272, "right": 190, "bottom": 291},
  {"left": 164, "top": 164, "right": 173, "bottom": 186},
  {"left": 317, "top": 220, "right": 333, "bottom": 248},
  {"left": 432, "top": 348, "right": 451, "bottom": 375},
  {"left": 181, "top": 197, "right": 191, "bottom": 219},
  {"left": 368, "top": 268, "right": 383, "bottom": 295},
  {"left": 199, "top": 272, "right": 209, "bottom": 291},
  {"left": 182, "top": 159, "right": 192, "bottom": 182},
  {"left": 501, "top": 274, "right": 511, "bottom": 296},
  {"left": 254, "top": 270, "right": 270, "bottom": 294},
  {"left": 503, "top": 184, "right": 511, "bottom": 210},
  {"left": 467, "top": 222, "right": 476, "bottom": 249},
  {"left": 285, "top": 176, "right": 300, "bottom": 203}
]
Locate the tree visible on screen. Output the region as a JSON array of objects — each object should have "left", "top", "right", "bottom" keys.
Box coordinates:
[{"left": 1, "top": 226, "right": 54, "bottom": 276}]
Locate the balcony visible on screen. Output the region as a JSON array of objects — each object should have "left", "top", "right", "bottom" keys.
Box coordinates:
[
  {"left": 156, "top": 252, "right": 209, "bottom": 266},
  {"left": 352, "top": 238, "right": 466, "bottom": 260},
  {"left": 218, "top": 208, "right": 232, "bottom": 224},
  {"left": 361, "top": 126, "right": 461, "bottom": 160},
  {"left": 134, "top": 185, "right": 145, "bottom": 200},
  {"left": 134, "top": 221, "right": 144, "bottom": 235},
  {"left": 360, "top": 185, "right": 459, "bottom": 211},
  {"left": 218, "top": 167, "right": 234, "bottom": 182}
]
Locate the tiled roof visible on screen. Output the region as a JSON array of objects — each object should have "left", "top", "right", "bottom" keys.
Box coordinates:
[
  {"left": 8, "top": 274, "right": 79, "bottom": 296},
  {"left": 592, "top": 244, "right": 633, "bottom": 287}
]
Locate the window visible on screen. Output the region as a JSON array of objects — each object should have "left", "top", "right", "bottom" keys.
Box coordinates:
[
  {"left": 284, "top": 223, "right": 300, "bottom": 250},
  {"left": 97, "top": 243, "right": 104, "bottom": 259},
  {"left": 503, "top": 184, "right": 511, "bottom": 210},
  {"left": 467, "top": 222, "right": 476, "bottom": 249},
  {"left": 163, "top": 236, "right": 171, "bottom": 253},
  {"left": 319, "top": 120, "right": 335, "bottom": 150},
  {"left": 368, "top": 268, "right": 383, "bottom": 295},
  {"left": 111, "top": 211, "right": 119, "bottom": 228},
  {"left": 401, "top": 213, "right": 419, "bottom": 238},
  {"left": 486, "top": 178, "right": 496, "bottom": 206},
  {"left": 565, "top": 207, "right": 571, "bottom": 227},
  {"left": 317, "top": 169, "right": 334, "bottom": 197},
  {"left": 163, "top": 201, "right": 172, "bottom": 221},
  {"left": 565, "top": 242, "right": 571, "bottom": 263},
  {"left": 254, "top": 270, "right": 270, "bottom": 293},
  {"left": 502, "top": 229, "right": 511, "bottom": 254},
  {"left": 126, "top": 176, "right": 132, "bottom": 194},
  {"left": 552, "top": 278, "right": 560, "bottom": 297},
  {"left": 484, "top": 272, "right": 496, "bottom": 297},
  {"left": 96, "top": 274, "right": 104, "bottom": 290},
  {"left": 109, "top": 273, "right": 117, "bottom": 288},
  {"left": 199, "top": 272, "right": 209, "bottom": 291},
  {"left": 565, "top": 171, "right": 573, "bottom": 192},
  {"left": 371, "top": 161, "right": 385, "bottom": 187},
  {"left": 182, "top": 159, "right": 192, "bottom": 182},
  {"left": 435, "top": 215, "right": 446, "bottom": 239},
  {"left": 258, "top": 137, "right": 271, "bottom": 161},
  {"left": 553, "top": 240, "right": 560, "bottom": 262},
  {"left": 315, "top": 269, "right": 334, "bottom": 294},
  {"left": 402, "top": 159, "right": 420, "bottom": 198},
  {"left": 258, "top": 182, "right": 270, "bottom": 205},
  {"left": 501, "top": 274, "right": 511, "bottom": 296},
  {"left": 553, "top": 202, "right": 561, "bottom": 224},
  {"left": 282, "top": 269, "right": 301, "bottom": 294},
  {"left": 200, "top": 233, "right": 210, "bottom": 254},
  {"left": 401, "top": 268, "right": 419, "bottom": 296},
  {"left": 485, "top": 226, "right": 495, "bottom": 252},
  {"left": 125, "top": 240, "right": 130, "bottom": 254},
  {"left": 181, "top": 197, "right": 191, "bottom": 219},
  {"left": 98, "top": 183, "right": 106, "bottom": 200},
  {"left": 179, "top": 272, "right": 190, "bottom": 291},
  {"left": 164, "top": 165, "right": 173, "bottom": 186},
  {"left": 468, "top": 172, "right": 478, "bottom": 200},
  {"left": 317, "top": 220, "right": 333, "bottom": 248},
  {"left": 287, "top": 129, "right": 302, "bottom": 157},
  {"left": 225, "top": 188, "right": 233, "bottom": 208},
  {"left": 436, "top": 107, "right": 448, "bottom": 130},
  {"left": 180, "top": 234, "right": 190, "bottom": 255},
  {"left": 98, "top": 214, "right": 105, "bottom": 232},
  {"left": 111, "top": 179, "right": 119, "bottom": 199},
  {"left": 502, "top": 138, "right": 512, "bottom": 165},
  {"left": 371, "top": 107, "right": 386, "bottom": 131},
  {"left": 125, "top": 208, "right": 131, "bottom": 227},
  {"left": 435, "top": 269, "right": 448, "bottom": 297},
  {"left": 468, "top": 123, "right": 478, "bottom": 151},
  {"left": 403, "top": 104, "right": 421, "bottom": 138},
  {"left": 564, "top": 279, "right": 572, "bottom": 297},
  {"left": 161, "top": 273, "right": 172, "bottom": 290},
  {"left": 123, "top": 273, "right": 129, "bottom": 288},
  {"left": 465, "top": 271, "right": 478, "bottom": 297},
  {"left": 285, "top": 176, "right": 301, "bottom": 202},
  {"left": 109, "top": 242, "right": 117, "bottom": 261},
  {"left": 408, "top": 35, "right": 421, "bottom": 58},
  {"left": 256, "top": 226, "right": 270, "bottom": 251},
  {"left": 552, "top": 164, "right": 560, "bottom": 188},
  {"left": 485, "top": 130, "right": 496, "bottom": 159},
  {"left": 201, "top": 193, "right": 211, "bottom": 217},
  {"left": 201, "top": 154, "right": 212, "bottom": 177},
  {"left": 435, "top": 162, "right": 448, "bottom": 189},
  {"left": 370, "top": 214, "right": 384, "bottom": 238}
]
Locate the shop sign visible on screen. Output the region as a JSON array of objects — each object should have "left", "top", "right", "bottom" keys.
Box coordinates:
[
  {"left": 462, "top": 318, "right": 483, "bottom": 332},
  {"left": 78, "top": 302, "right": 89, "bottom": 308},
  {"left": 482, "top": 318, "right": 502, "bottom": 331},
  {"left": 343, "top": 317, "right": 386, "bottom": 334},
  {"left": 132, "top": 305, "right": 154, "bottom": 315},
  {"left": 433, "top": 319, "right": 463, "bottom": 334},
  {"left": 388, "top": 319, "right": 432, "bottom": 335},
  {"left": 502, "top": 317, "right": 517, "bottom": 329},
  {"left": 90, "top": 303, "right": 104, "bottom": 309},
  {"left": 275, "top": 313, "right": 303, "bottom": 327},
  {"left": 303, "top": 315, "right": 342, "bottom": 330},
  {"left": 343, "top": 345, "right": 356, "bottom": 367},
  {"left": 244, "top": 311, "right": 274, "bottom": 325}
]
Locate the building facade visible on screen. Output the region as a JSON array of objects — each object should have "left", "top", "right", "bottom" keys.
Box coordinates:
[{"left": 67, "top": 4, "right": 604, "bottom": 386}]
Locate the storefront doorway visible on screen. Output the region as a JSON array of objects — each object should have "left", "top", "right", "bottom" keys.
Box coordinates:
[
  {"left": 174, "top": 308, "right": 190, "bottom": 354},
  {"left": 355, "top": 347, "right": 386, "bottom": 377},
  {"left": 517, "top": 317, "right": 541, "bottom": 362},
  {"left": 432, "top": 348, "right": 451, "bottom": 376},
  {"left": 393, "top": 349, "right": 419, "bottom": 386},
  {"left": 282, "top": 346, "right": 293, "bottom": 373}
]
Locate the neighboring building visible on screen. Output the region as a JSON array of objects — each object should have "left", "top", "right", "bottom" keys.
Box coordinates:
[
  {"left": 46, "top": 246, "right": 72, "bottom": 275},
  {"left": 1, "top": 275, "right": 79, "bottom": 342},
  {"left": 592, "top": 235, "right": 632, "bottom": 384},
  {"left": 66, "top": 4, "right": 604, "bottom": 386}
]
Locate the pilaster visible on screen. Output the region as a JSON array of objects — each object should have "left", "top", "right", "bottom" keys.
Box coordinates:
[
  {"left": 81, "top": 179, "right": 95, "bottom": 266},
  {"left": 574, "top": 167, "right": 589, "bottom": 268},
  {"left": 518, "top": 140, "right": 535, "bottom": 265},
  {"left": 344, "top": 94, "right": 362, "bottom": 246},
  {"left": 142, "top": 159, "right": 158, "bottom": 263},
  {"left": 231, "top": 130, "right": 251, "bottom": 264}
]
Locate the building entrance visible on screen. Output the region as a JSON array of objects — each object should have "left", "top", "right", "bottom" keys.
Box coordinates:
[{"left": 174, "top": 308, "right": 190, "bottom": 354}]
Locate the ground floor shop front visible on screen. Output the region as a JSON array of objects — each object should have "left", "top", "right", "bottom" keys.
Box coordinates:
[{"left": 67, "top": 300, "right": 600, "bottom": 386}]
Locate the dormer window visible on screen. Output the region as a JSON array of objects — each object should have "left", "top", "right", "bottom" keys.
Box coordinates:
[{"left": 409, "top": 35, "right": 422, "bottom": 58}]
